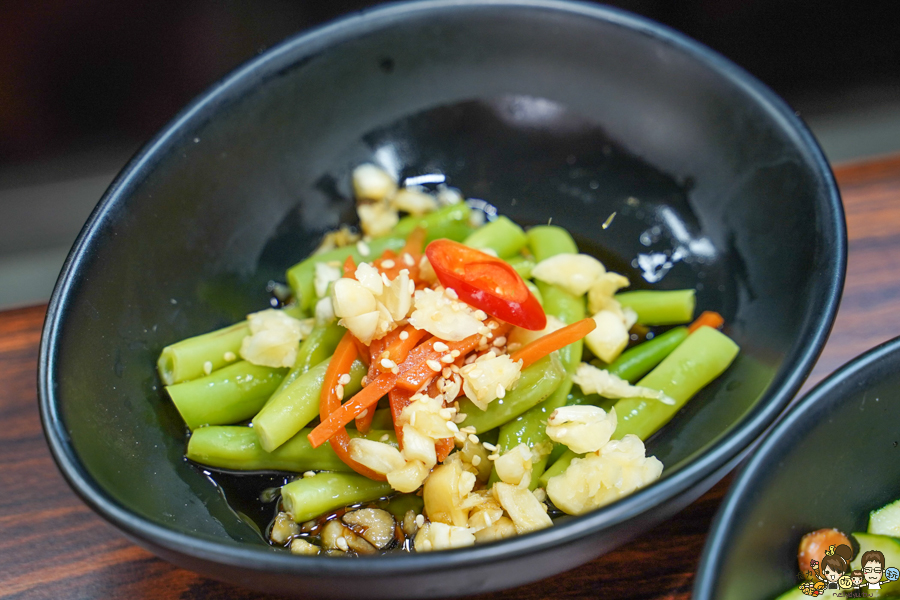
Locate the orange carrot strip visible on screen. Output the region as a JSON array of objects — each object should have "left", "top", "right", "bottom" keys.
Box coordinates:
[
  {"left": 510, "top": 318, "right": 597, "bottom": 369},
  {"left": 384, "top": 324, "right": 429, "bottom": 363},
  {"left": 435, "top": 438, "right": 454, "bottom": 462},
  {"left": 317, "top": 332, "right": 384, "bottom": 480},
  {"left": 688, "top": 310, "right": 725, "bottom": 333},
  {"left": 309, "top": 373, "right": 397, "bottom": 447},
  {"left": 350, "top": 334, "right": 369, "bottom": 366},
  {"left": 343, "top": 255, "right": 356, "bottom": 278},
  {"left": 402, "top": 226, "right": 427, "bottom": 256},
  {"left": 388, "top": 387, "right": 415, "bottom": 447}
]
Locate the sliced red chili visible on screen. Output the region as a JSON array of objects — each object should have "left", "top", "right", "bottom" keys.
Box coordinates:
[{"left": 425, "top": 239, "right": 546, "bottom": 330}]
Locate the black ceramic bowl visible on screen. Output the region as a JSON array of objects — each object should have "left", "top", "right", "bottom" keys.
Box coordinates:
[
  {"left": 694, "top": 338, "right": 900, "bottom": 600},
  {"left": 39, "top": 1, "right": 845, "bottom": 597}
]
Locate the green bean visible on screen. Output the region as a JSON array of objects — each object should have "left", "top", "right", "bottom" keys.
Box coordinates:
[
  {"left": 526, "top": 225, "right": 578, "bottom": 261},
  {"left": 506, "top": 255, "right": 535, "bottom": 279},
  {"left": 594, "top": 326, "right": 689, "bottom": 383},
  {"left": 157, "top": 321, "right": 248, "bottom": 386},
  {"left": 492, "top": 376, "right": 574, "bottom": 489},
  {"left": 252, "top": 358, "right": 366, "bottom": 452},
  {"left": 459, "top": 354, "right": 566, "bottom": 433},
  {"left": 273, "top": 321, "right": 346, "bottom": 396},
  {"left": 392, "top": 202, "right": 473, "bottom": 242},
  {"left": 167, "top": 361, "right": 287, "bottom": 430},
  {"left": 615, "top": 289, "right": 696, "bottom": 326},
  {"left": 286, "top": 237, "right": 406, "bottom": 312},
  {"left": 463, "top": 216, "right": 527, "bottom": 258},
  {"left": 186, "top": 426, "right": 397, "bottom": 472},
  {"left": 384, "top": 494, "right": 424, "bottom": 520},
  {"left": 539, "top": 448, "right": 578, "bottom": 487},
  {"left": 281, "top": 473, "right": 393, "bottom": 524},
  {"left": 536, "top": 281, "right": 586, "bottom": 373},
  {"left": 367, "top": 407, "right": 394, "bottom": 431},
  {"left": 612, "top": 326, "right": 739, "bottom": 440}
]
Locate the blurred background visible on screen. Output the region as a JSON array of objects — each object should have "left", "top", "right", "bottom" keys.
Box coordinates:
[{"left": 1, "top": 0, "right": 898, "bottom": 308}]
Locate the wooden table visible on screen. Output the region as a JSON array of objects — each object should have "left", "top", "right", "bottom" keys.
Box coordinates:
[{"left": 3, "top": 154, "right": 900, "bottom": 599}]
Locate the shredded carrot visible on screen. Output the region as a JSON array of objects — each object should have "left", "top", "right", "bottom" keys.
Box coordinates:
[
  {"left": 510, "top": 318, "right": 596, "bottom": 369},
  {"left": 343, "top": 255, "right": 356, "bottom": 278},
  {"left": 357, "top": 325, "right": 423, "bottom": 432},
  {"left": 309, "top": 373, "right": 397, "bottom": 448},
  {"left": 349, "top": 334, "right": 369, "bottom": 366},
  {"left": 394, "top": 321, "right": 512, "bottom": 391},
  {"left": 314, "top": 331, "right": 384, "bottom": 480},
  {"left": 384, "top": 324, "right": 429, "bottom": 363},
  {"left": 402, "top": 226, "right": 427, "bottom": 256},
  {"left": 435, "top": 438, "right": 454, "bottom": 462},
  {"left": 388, "top": 387, "right": 415, "bottom": 447},
  {"left": 689, "top": 311, "right": 725, "bottom": 333}
]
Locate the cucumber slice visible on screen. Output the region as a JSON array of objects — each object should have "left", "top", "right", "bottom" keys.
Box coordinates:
[
  {"left": 851, "top": 532, "right": 900, "bottom": 597},
  {"left": 870, "top": 499, "right": 900, "bottom": 537}
]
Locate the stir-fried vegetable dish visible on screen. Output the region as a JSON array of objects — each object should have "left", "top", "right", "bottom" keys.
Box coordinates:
[{"left": 157, "top": 164, "right": 739, "bottom": 556}]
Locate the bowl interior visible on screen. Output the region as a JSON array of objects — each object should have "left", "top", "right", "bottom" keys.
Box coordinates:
[
  {"left": 42, "top": 0, "right": 841, "bottom": 566},
  {"left": 695, "top": 338, "right": 900, "bottom": 599}
]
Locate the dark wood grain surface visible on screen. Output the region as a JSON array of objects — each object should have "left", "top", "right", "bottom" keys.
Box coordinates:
[{"left": 3, "top": 155, "right": 900, "bottom": 599}]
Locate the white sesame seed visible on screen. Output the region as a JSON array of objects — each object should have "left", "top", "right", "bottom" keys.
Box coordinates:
[
  {"left": 482, "top": 442, "right": 497, "bottom": 452},
  {"left": 381, "top": 259, "right": 396, "bottom": 269},
  {"left": 488, "top": 321, "right": 499, "bottom": 330},
  {"left": 391, "top": 366, "right": 399, "bottom": 374},
  {"left": 381, "top": 358, "right": 397, "bottom": 369},
  {"left": 450, "top": 349, "right": 460, "bottom": 358},
  {"left": 464, "top": 354, "right": 478, "bottom": 364},
  {"left": 380, "top": 434, "right": 390, "bottom": 442},
  {"left": 440, "top": 354, "right": 455, "bottom": 365},
  {"left": 403, "top": 253, "right": 415, "bottom": 266},
  {"left": 433, "top": 341, "right": 449, "bottom": 352},
  {"left": 445, "top": 288, "right": 459, "bottom": 300},
  {"left": 303, "top": 471, "right": 316, "bottom": 478},
  {"left": 358, "top": 409, "right": 368, "bottom": 418},
  {"left": 223, "top": 351, "right": 236, "bottom": 362},
  {"left": 338, "top": 373, "right": 351, "bottom": 385},
  {"left": 335, "top": 384, "right": 344, "bottom": 400},
  {"left": 447, "top": 421, "right": 460, "bottom": 433},
  {"left": 442, "top": 367, "right": 452, "bottom": 379},
  {"left": 450, "top": 364, "right": 460, "bottom": 373},
  {"left": 203, "top": 361, "right": 213, "bottom": 375},
  {"left": 488, "top": 453, "right": 499, "bottom": 461},
  {"left": 426, "top": 359, "right": 442, "bottom": 372},
  {"left": 471, "top": 455, "right": 482, "bottom": 466},
  {"left": 493, "top": 336, "right": 507, "bottom": 347},
  {"left": 361, "top": 375, "right": 368, "bottom": 386},
  {"left": 468, "top": 434, "right": 479, "bottom": 444},
  {"left": 415, "top": 514, "right": 425, "bottom": 527},
  {"left": 336, "top": 536, "right": 349, "bottom": 551},
  {"left": 473, "top": 310, "right": 487, "bottom": 320},
  {"left": 399, "top": 330, "right": 409, "bottom": 340},
  {"left": 357, "top": 241, "right": 371, "bottom": 256},
  {"left": 453, "top": 413, "right": 467, "bottom": 423},
  {"left": 496, "top": 384, "right": 506, "bottom": 399},
  {"left": 460, "top": 426, "right": 476, "bottom": 434}
]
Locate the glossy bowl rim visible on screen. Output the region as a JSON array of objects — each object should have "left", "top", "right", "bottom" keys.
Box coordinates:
[
  {"left": 692, "top": 337, "right": 900, "bottom": 598},
  {"left": 39, "top": 0, "right": 846, "bottom": 579}
]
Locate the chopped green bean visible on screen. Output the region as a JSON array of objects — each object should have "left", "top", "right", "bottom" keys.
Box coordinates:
[
  {"left": 273, "top": 321, "right": 346, "bottom": 396},
  {"left": 463, "top": 216, "right": 527, "bottom": 258},
  {"left": 536, "top": 281, "right": 586, "bottom": 373},
  {"left": 615, "top": 289, "right": 696, "bottom": 326},
  {"left": 252, "top": 357, "right": 366, "bottom": 452},
  {"left": 539, "top": 448, "right": 578, "bottom": 487},
  {"left": 613, "top": 326, "right": 739, "bottom": 440},
  {"left": 157, "top": 321, "right": 248, "bottom": 386},
  {"left": 281, "top": 473, "right": 393, "bottom": 524},
  {"left": 459, "top": 354, "right": 566, "bottom": 433},
  {"left": 186, "top": 426, "right": 396, "bottom": 472},
  {"left": 367, "top": 407, "right": 394, "bottom": 431},
  {"left": 506, "top": 255, "right": 535, "bottom": 279},
  {"left": 525, "top": 281, "right": 543, "bottom": 306},
  {"left": 594, "top": 326, "right": 689, "bottom": 383},
  {"left": 384, "top": 494, "right": 424, "bottom": 520},
  {"left": 286, "top": 237, "right": 406, "bottom": 312},
  {"left": 493, "top": 376, "right": 574, "bottom": 489},
  {"left": 393, "top": 202, "right": 473, "bottom": 242},
  {"left": 166, "top": 361, "right": 287, "bottom": 430},
  {"left": 526, "top": 225, "right": 578, "bottom": 261}
]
